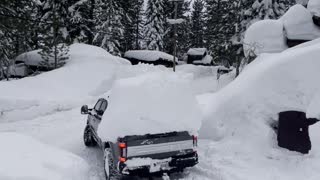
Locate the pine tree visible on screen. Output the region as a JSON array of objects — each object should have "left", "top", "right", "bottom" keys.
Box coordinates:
[
  {"left": 204, "top": 0, "right": 237, "bottom": 63},
  {"left": 68, "top": 0, "right": 96, "bottom": 44},
  {"left": 144, "top": 0, "right": 166, "bottom": 51},
  {"left": 164, "top": 0, "right": 192, "bottom": 56},
  {"left": 190, "top": 0, "right": 205, "bottom": 47},
  {"left": 94, "top": 0, "right": 124, "bottom": 56},
  {"left": 38, "top": 0, "right": 70, "bottom": 69},
  {"left": 119, "top": 0, "right": 144, "bottom": 51}
]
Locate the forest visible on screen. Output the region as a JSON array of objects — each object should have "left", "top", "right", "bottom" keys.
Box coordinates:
[{"left": 0, "top": 0, "right": 300, "bottom": 70}]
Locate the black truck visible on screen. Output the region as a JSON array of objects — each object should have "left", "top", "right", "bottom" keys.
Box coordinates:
[{"left": 80, "top": 98, "right": 198, "bottom": 179}]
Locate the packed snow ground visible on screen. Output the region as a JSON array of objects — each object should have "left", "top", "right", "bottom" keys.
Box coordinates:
[{"left": 0, "top": 44, "right": 233, "bottom": 180}]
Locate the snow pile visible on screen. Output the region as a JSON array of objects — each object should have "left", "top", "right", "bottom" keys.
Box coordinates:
[
  {"left": 308, "top": 0, "right": 320, "bottom": 15},
  {"left": 98, "top": 71, "right": 201, "bottom": 141},
  {"left": 0, "top": 132, "right": 89, "bottom": 180},
  {"left": 244, "top": 20, "right": 287, "bottom": 57},
  {"left": 199, "top": 39, "right": 320, "bottom": 180},
  {"left": 281, "top": 4, "right": 320, "bottom": 40},
  {"left": 124, "top": 50, "right": 177, "bottom": 62},
  {"left": 0, "top": 43, "right": 130, "bottom": 122}
]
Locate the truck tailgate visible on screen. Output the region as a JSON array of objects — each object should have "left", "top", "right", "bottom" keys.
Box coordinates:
[{"left": 123, "top": 131, "right": 195, "bottom": 159}]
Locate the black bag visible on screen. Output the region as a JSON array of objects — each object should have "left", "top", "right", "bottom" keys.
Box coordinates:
[
  {"left": 313, "top": 15, "right": 320, "bottom": 27},
  {"left": 277, "top": 111, "right": 318, "bottom": 154}
]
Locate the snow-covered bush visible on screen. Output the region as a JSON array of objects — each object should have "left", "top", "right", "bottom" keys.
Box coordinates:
[
  {"left": 244, "top": 20, "right": 287, "bottom": 57},
  {"left": 281, "top": 4, "right": 320, "bottom": 40}
]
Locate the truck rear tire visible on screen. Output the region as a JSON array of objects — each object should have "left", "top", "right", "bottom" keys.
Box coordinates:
[
  {"left": 104, "top": 148, "right": 122, "bottom": 180},
  {"left": 83, "top": 125, "right": 97, "bottom": 147}
]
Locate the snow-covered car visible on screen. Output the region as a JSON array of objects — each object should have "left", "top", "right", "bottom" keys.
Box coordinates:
[{"left": 80, "top": 98, "right": 198, "bottom": 179}]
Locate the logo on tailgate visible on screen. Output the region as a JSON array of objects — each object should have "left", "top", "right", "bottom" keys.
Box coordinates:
[{"left": 141, "top": 140, "right": 154, "bottom": 145}]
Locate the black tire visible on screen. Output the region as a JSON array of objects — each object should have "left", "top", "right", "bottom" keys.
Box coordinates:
[
  {"left": 104, "top": 148, "right": 122, "bottom": 180},
  {"left": 83, "top": 125, "right": 97, "bottom": 147}
]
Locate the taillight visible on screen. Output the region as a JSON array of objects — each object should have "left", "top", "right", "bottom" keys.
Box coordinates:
[
  {"left": 192, "top": 135, "right": 198, "bottom": 147},
  {"left": 119, "top": 142, "right": 127, "bottom": 163}
]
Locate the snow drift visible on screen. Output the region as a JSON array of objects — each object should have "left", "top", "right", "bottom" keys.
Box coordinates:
[
  {"left": 98, "top": 71, "right": 202, "bottom": 141},
  {"left": 199, "top": 38, "right": 320, "bottom": 180},
  {"left": 0, "top": 132, "right": 89, "bottom": 180}
]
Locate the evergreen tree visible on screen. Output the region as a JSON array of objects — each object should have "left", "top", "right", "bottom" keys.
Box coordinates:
[
  {"left": 204, "top": 0, "right": 237, "bottom": 63},
  {"left": 164, "top": 0, "right": 192, "bottom": 56},
  {"left": 190, "top": 0, "right": 205, "bottom": 47},
  {"left": 68, "top": 0, "right": 96, "bottom": 44},
  {"left": 94, "top": 0, "right": 124, "bottom": 56},
  {"left": 38, "top": 0, "right": 70, "bottom": 69},
  {"left": 119, "top": 0, "right": 144, "bottom": 51},
  {"left": 144, "top": 0, "right": 166, "bottom": 51}
]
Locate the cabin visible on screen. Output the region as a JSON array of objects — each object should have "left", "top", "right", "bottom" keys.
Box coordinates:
[
  {"left": 187, "top": 48, "right": 214, "bottom": 66},
  {"left": 124, "top": 50, "right": 177, "bottom": 67}
]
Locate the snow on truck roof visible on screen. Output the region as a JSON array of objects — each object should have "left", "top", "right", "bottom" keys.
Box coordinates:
[
  {"left": 187, "top": 48, "right": 207, "bottom": 56},
  {"left": 124, "top": 50, "right": 177, "bottom": 62},
  {"left": 98, "top": 71, "right": 201, "bottom": 141}
]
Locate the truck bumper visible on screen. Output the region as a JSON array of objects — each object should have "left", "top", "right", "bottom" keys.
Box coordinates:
[{"left": 120, "top": 151, "right": 198, "bottom": 176}]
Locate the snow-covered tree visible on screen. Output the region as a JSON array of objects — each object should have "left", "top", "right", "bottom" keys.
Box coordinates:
[
  {"left": 190, "top": 0, "right": 205, "bottom": 47},
  {"left": 144, "top": 0, "right": 166, "bottom": 51},
  {"left": 119, "top": 0, "right": 144, "bottom": 51},
  {"left": 94, "top": 0, "right": 124, "bottom": 56},
  {"left": 68, "top": 0, "right": 96, "bottom": 44},
  {"left": 38, "top": 0, "right": 70, "bottom": 69}
]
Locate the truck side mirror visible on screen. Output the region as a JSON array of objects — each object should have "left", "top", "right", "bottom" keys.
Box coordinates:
[{"left": 81, "top": 105, "right": 89, "bottom": 115}]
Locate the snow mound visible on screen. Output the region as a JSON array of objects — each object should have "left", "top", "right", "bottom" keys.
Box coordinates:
[
  {"left": 0, "top": 132, "right": 89, "bottom": 180},
  {"left": 201, "top": 39, "right": 320, "bottom": 140},
  {"left": 281, "top": 4, "right": 320, "bottom": 40},
  {"left": 15, "top": 49, "right": 43, "bottom": 66},
  {"left": 198, "top": 38, "right": 320, "bottom": 180},
  {"left": 124, "top": 50, "right": 177, "bottom": 62},
  {"left": 244, "top": 20, "right": 287, "bottom": 57},
  {"left": 308, "top": 0, "right": 320, "bottom": 15},
  {"left": 98, "top": 71, "right": 201, "bottom": 141}
]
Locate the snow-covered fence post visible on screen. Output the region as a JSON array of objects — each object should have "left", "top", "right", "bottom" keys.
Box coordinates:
[{"left": 168, "top": 0, "right": 185, "bottom": 72}]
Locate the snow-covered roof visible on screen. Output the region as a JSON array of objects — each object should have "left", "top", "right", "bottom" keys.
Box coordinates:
[
  {"left": 281, "top": 4, "right": 320, "bottom": 40},
  {"left": 15, "top": 49, "right": 46, "bottom": 67},
  {"left": 187, "top": 48, "right": 207, "bottom": 56},
  {"left": 124, "top": 50, "right": 177, "bottom": 62}
]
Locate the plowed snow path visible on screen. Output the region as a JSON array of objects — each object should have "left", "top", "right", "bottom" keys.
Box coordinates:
[{"left": 0, "top": 106, "right": 216, "bottom": 180}]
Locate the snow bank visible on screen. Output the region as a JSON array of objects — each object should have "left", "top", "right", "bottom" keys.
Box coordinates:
[
  {"left": 124, "top": 50, "right": 177, "bottom": 62},
  {"left": 0, "top": 43, "right": 130, "bottom": 122},
  {"left": 201, "top": 39, "right": 320, "bottom": 139},
  {"left": 0, "top": 132, "right": 89, "bottom": 180},
  {"left": 281, "top": 4, "right": 320, "bottom": 40},
  {"left": 308, "top": 0, "right": 320, "bottom": 15},
  {"left": 198, "top": 37, "right": 320, "bottom": 180},
  {"left": 98, "top": 71, "right": 201, "bottom": 141},
  {"left": 244, "top": 20, "right": 287, "bottom": 57}
]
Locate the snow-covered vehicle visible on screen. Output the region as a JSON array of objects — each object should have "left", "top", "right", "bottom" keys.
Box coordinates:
[{"left": 80, "top": 98, "right": 198, "bottom": 179}]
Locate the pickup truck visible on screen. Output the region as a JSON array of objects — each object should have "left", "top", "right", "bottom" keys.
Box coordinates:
[{"left": 80, "top": 98, "right": 198, "bottom": 179}]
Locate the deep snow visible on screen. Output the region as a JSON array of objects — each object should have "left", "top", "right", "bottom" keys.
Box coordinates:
[
  {"left": 200, "top": 38, "right": 320, "bottom": 180},
  {"left": 0, "top": 132, "right": 89, "bottom": 180},
  {"left": 0, "top": 43, "right": 234, "bottom": 180}
]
